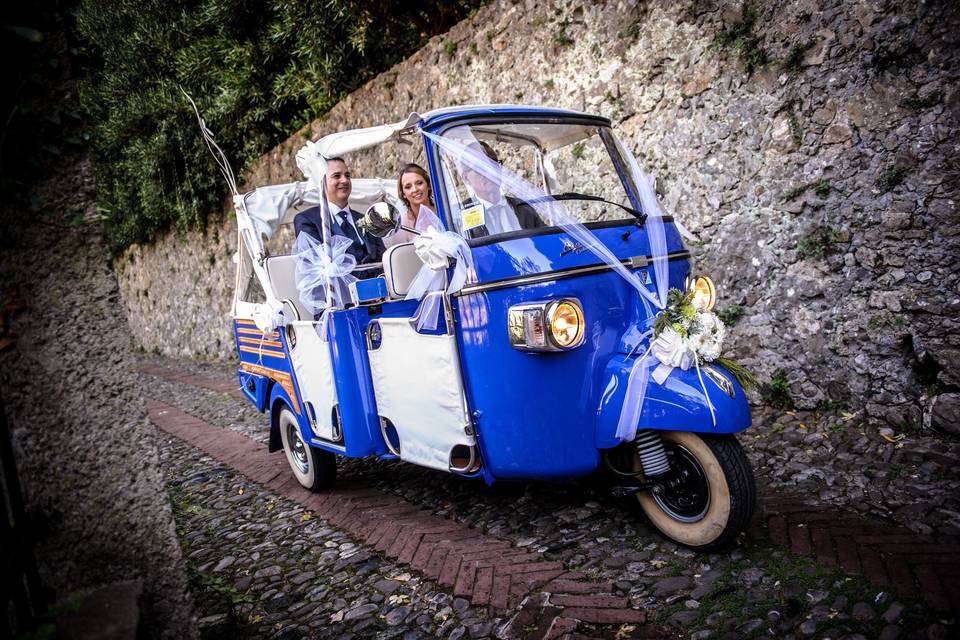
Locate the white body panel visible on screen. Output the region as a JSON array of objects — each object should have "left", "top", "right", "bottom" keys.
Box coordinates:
[
  {"left": 287, "top": 322, "right": 338, "bottom": 441},
  {"left": 368, "top": 318, "right": 473, "bottom": 472}
]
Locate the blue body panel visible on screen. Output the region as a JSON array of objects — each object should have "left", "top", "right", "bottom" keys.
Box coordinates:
[
  {"left": 468, "top": 223, "right": 683, "bottom": 285},
  {"left": 594, "top": 358, "right": 752, "bottom": 450},
  {"left": 352, "top": 276, "right": 388, "bottom": 303},
  {"left": 237, "top": 370, "right": 269, "bottom": 412},
  {"left": 233, "top": 319, "right": 297, "bottom": 413},
  {"left": 453, "top": 223, "right": 693, "bottom": 480},
  {"left": 325, "top": 308, "right": 385, "bottom": 458}
]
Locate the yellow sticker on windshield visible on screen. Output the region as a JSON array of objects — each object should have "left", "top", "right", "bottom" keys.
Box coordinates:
[{"left": 460, "top": 204, "right": 485, "bottom": 231}]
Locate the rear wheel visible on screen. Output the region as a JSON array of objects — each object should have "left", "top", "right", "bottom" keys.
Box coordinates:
[
  {"left": 635, "top": 431, "right": 755, "bottom": 551},
  {"left": 278, "top": 405, "right": 336, "bottom": 491}
]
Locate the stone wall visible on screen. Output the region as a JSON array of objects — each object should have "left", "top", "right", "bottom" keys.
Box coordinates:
[
  {"left": 2, "top": 154, "right": 197, "bottom": 639},
  {"left": 115, "top": 0, "right": 960, "bottom": 431}
]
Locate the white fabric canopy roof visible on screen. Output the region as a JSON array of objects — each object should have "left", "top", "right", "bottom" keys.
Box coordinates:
[{"left": 295, "top": 112, "right": 420, "bottom": 195}]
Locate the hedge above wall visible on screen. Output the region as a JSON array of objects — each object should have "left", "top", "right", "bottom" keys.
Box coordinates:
[{"left": 77, "top": 0, "right": 486, "bottom": 255}]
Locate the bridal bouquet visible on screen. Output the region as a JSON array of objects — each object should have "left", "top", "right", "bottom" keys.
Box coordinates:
[{"left": 651, "top": 289, "right": 756, "bottom": 389}]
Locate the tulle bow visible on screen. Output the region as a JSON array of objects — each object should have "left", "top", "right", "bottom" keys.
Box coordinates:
[
  {"left": 405, "top": 212, "right": 475, "bottom": 331},
  {"left": 295, "top": 232, "right": 357, "bottom": 337}
]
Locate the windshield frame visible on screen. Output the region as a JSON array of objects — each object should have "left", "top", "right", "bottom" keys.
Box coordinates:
[{"left": 427, "top": 115, "right": 645, "bottom": 247}]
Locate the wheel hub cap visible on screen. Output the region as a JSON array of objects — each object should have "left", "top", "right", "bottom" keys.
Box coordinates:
[
  {"left": 652, "top": 444, "right": 710, "bottom": 523},
  {"left": 287, "top": 423, "right": 309, "bottom": 474}
]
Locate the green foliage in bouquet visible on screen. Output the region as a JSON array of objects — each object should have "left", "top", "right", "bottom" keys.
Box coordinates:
[
  {"left": 652, "top": 287, "right": 758, "bottom": 391},
  {"left": 714, "top": 357, "right": 760, "bottom": 391},
  {"left": 653, "top": 288, "right": 697, "bottom": 338}
]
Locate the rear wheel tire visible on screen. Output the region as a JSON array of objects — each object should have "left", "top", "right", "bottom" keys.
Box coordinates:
[
  {"left": 635, "top": 431, "right": 755, "bottom": 551},
  {"left": 278, "top": 405, "right": 336, "bottom": 491}
]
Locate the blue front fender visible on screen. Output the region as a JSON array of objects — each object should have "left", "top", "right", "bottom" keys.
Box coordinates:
[{"left": 595, "top": 354, "right": 752, "bottom": 449}]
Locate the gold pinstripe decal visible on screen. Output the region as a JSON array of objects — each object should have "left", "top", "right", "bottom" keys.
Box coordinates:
[
  {"left": 239, "top": 345, "right": 286, "bottom": 359},
  {"left": 240, "top": 362, "right": 300, "bottom": 415},
  {"left": 238, "top": 336, "right": 284, "bottom": 349}
]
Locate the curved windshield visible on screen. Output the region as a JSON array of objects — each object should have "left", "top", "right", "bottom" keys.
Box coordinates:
[{"left": 436, "top": 122, "right": 640, "bottom": 242}]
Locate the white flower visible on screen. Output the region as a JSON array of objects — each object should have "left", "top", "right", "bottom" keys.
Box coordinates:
[
  {"left": 698, "top": 336, "right": 722, "bottom": 362},
  {"left": 688, "top": 311, "right": 725, "bottom": 362}
]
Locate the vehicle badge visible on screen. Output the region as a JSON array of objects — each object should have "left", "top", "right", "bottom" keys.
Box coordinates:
[{"left": 560, "top": 239, "right": 587, "bottom": 256}]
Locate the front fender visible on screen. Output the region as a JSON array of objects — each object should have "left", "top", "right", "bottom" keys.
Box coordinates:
[{"left": 595, "top": 354, "right": 752, "bottom": 449}]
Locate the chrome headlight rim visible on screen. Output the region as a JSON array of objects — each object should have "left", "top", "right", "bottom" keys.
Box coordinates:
[
  {"left": 685, "top": 274, "right": 717, "bottom": 311},
  {"left": 507, "top": 298, "right": 586, "bottom": 352}
]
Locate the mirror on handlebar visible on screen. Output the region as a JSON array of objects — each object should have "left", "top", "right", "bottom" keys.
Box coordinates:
[
  {"left": 360, "top": 201, "right": 402, "bottom": 238},
  {"left": 360, "top": 201, "right": 423, "bottom": 238}
]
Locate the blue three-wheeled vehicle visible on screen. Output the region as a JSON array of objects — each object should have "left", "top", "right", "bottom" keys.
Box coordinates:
[{"left": 230, "top": 105, "right": 755, "bottom": 550}]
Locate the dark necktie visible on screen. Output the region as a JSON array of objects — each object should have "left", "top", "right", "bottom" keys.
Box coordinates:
[{"left": 338, "top": 211, "right": 362, "bottom": 248}]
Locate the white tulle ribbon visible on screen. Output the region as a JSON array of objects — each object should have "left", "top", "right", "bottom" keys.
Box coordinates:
[
  {"left": 421, "top": 127, "right": 721, "bottom": 441},
  {"left": 615, "top": 334, "right": 657, "bottom": 440},
  {"left": 405, "top": 222, "right": 474, "bottom": 331},
  {"left": 295, "top": 232, "right": 358, "bottom": 337}
]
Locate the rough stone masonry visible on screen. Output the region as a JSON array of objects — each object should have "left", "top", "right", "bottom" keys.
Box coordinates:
[{"left": 115, "top": 0, "right": 960, "bottom": 432}]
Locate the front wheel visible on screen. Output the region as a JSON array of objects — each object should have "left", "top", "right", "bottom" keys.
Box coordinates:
[
  {"left": 278, "top": 405, "right": 336, "bottom": 491},
  {"left": 635, "top": 431, "right": 755, "bottom": 551}
]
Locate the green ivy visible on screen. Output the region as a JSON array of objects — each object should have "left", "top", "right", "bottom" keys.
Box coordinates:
[
  {"left": 762, "top": 368, "right": 795, "bottom": 410},
  {"left": 77, "top": 0, "right": 486, "bottom": 255},
  {"left": 712, "top": 4, "right": 768, "bottom": 75},
  {"left": 717, "top": 303, "right": 744, "bottom": 326}
]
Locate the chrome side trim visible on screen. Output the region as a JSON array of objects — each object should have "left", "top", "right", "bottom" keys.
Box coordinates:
[
  {"left": 456, "top": 250, "right": 691, "bottom": 296},
  {"left": 703, "top": 366, "right": 736, "bottom": 398}
]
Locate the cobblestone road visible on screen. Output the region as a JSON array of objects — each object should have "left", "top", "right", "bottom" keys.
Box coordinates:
[{"left": 144, "top": 356, "right": 957, "bottom": 639}]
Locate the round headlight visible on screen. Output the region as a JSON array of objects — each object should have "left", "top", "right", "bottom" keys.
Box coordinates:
[
  {"left": 547, "top": 300, "right": 585, "bottom": 349},
  {"left": 689, "top": 275, "right": 717, "bottom": 311}
]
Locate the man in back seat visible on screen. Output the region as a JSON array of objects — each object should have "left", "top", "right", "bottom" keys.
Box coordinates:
[{"left": 294, "top": 156, "right": 385, "bottom": 268}]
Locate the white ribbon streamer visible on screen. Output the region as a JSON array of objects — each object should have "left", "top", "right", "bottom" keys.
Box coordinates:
[
  {"left": 421, "top": 127, "right": 718, "bottom": 440},
  {"left": 404, "top": 206, "right": 475, "bottom": 331},
  {"left": 615, "top": 335, "right": 657, "bottom": 440}
]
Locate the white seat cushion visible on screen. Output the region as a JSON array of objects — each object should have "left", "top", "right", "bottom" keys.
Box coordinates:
[
  {"left": 264, "top": 254, "right": 312, "bottom": 321},
  {"left": 383, "top": 242, "right": 425, "bottom": 298}
]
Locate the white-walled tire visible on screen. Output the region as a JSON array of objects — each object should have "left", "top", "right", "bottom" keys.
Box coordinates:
[
  {"left": 635, "top": 431, "right": 755, "bottom": 551},
  {"left": 278, "top": 405, "right": 336, "bottom": 491}
]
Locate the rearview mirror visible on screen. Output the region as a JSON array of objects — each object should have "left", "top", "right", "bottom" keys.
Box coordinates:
[{"left": 359, "top": 201, "right": 401, "bottom": 238}]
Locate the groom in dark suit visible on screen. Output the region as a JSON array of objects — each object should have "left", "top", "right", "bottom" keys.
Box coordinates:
[{"left": 294, "top": 157, "right": 385, "bottom": 267}]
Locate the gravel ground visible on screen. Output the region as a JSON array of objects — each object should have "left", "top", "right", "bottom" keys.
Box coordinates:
[
  {"left": 747, "top": 407, "right": 960, "bottom": 539},
  {"left": 143, "top": 354, "right": 956, "bottom": 639},
  {"left": 141, "top": 354, "right": 960, "bottom": 540},
  {"left": 162, "top": 434, "right": 503, "bottom": 640}
]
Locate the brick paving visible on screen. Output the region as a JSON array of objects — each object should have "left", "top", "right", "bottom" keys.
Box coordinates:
[
  {"left": 144, "top": 362, "right": 960, "bottom": 621},
  {"left": 137, "top": 363, "right": 245, "bottom": 399},
  {"left": 147, "top": 398, "right": 671, "bottom": 639},
  {"left": 750, "top": 495, "right": 960, "bottom": 613}
]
